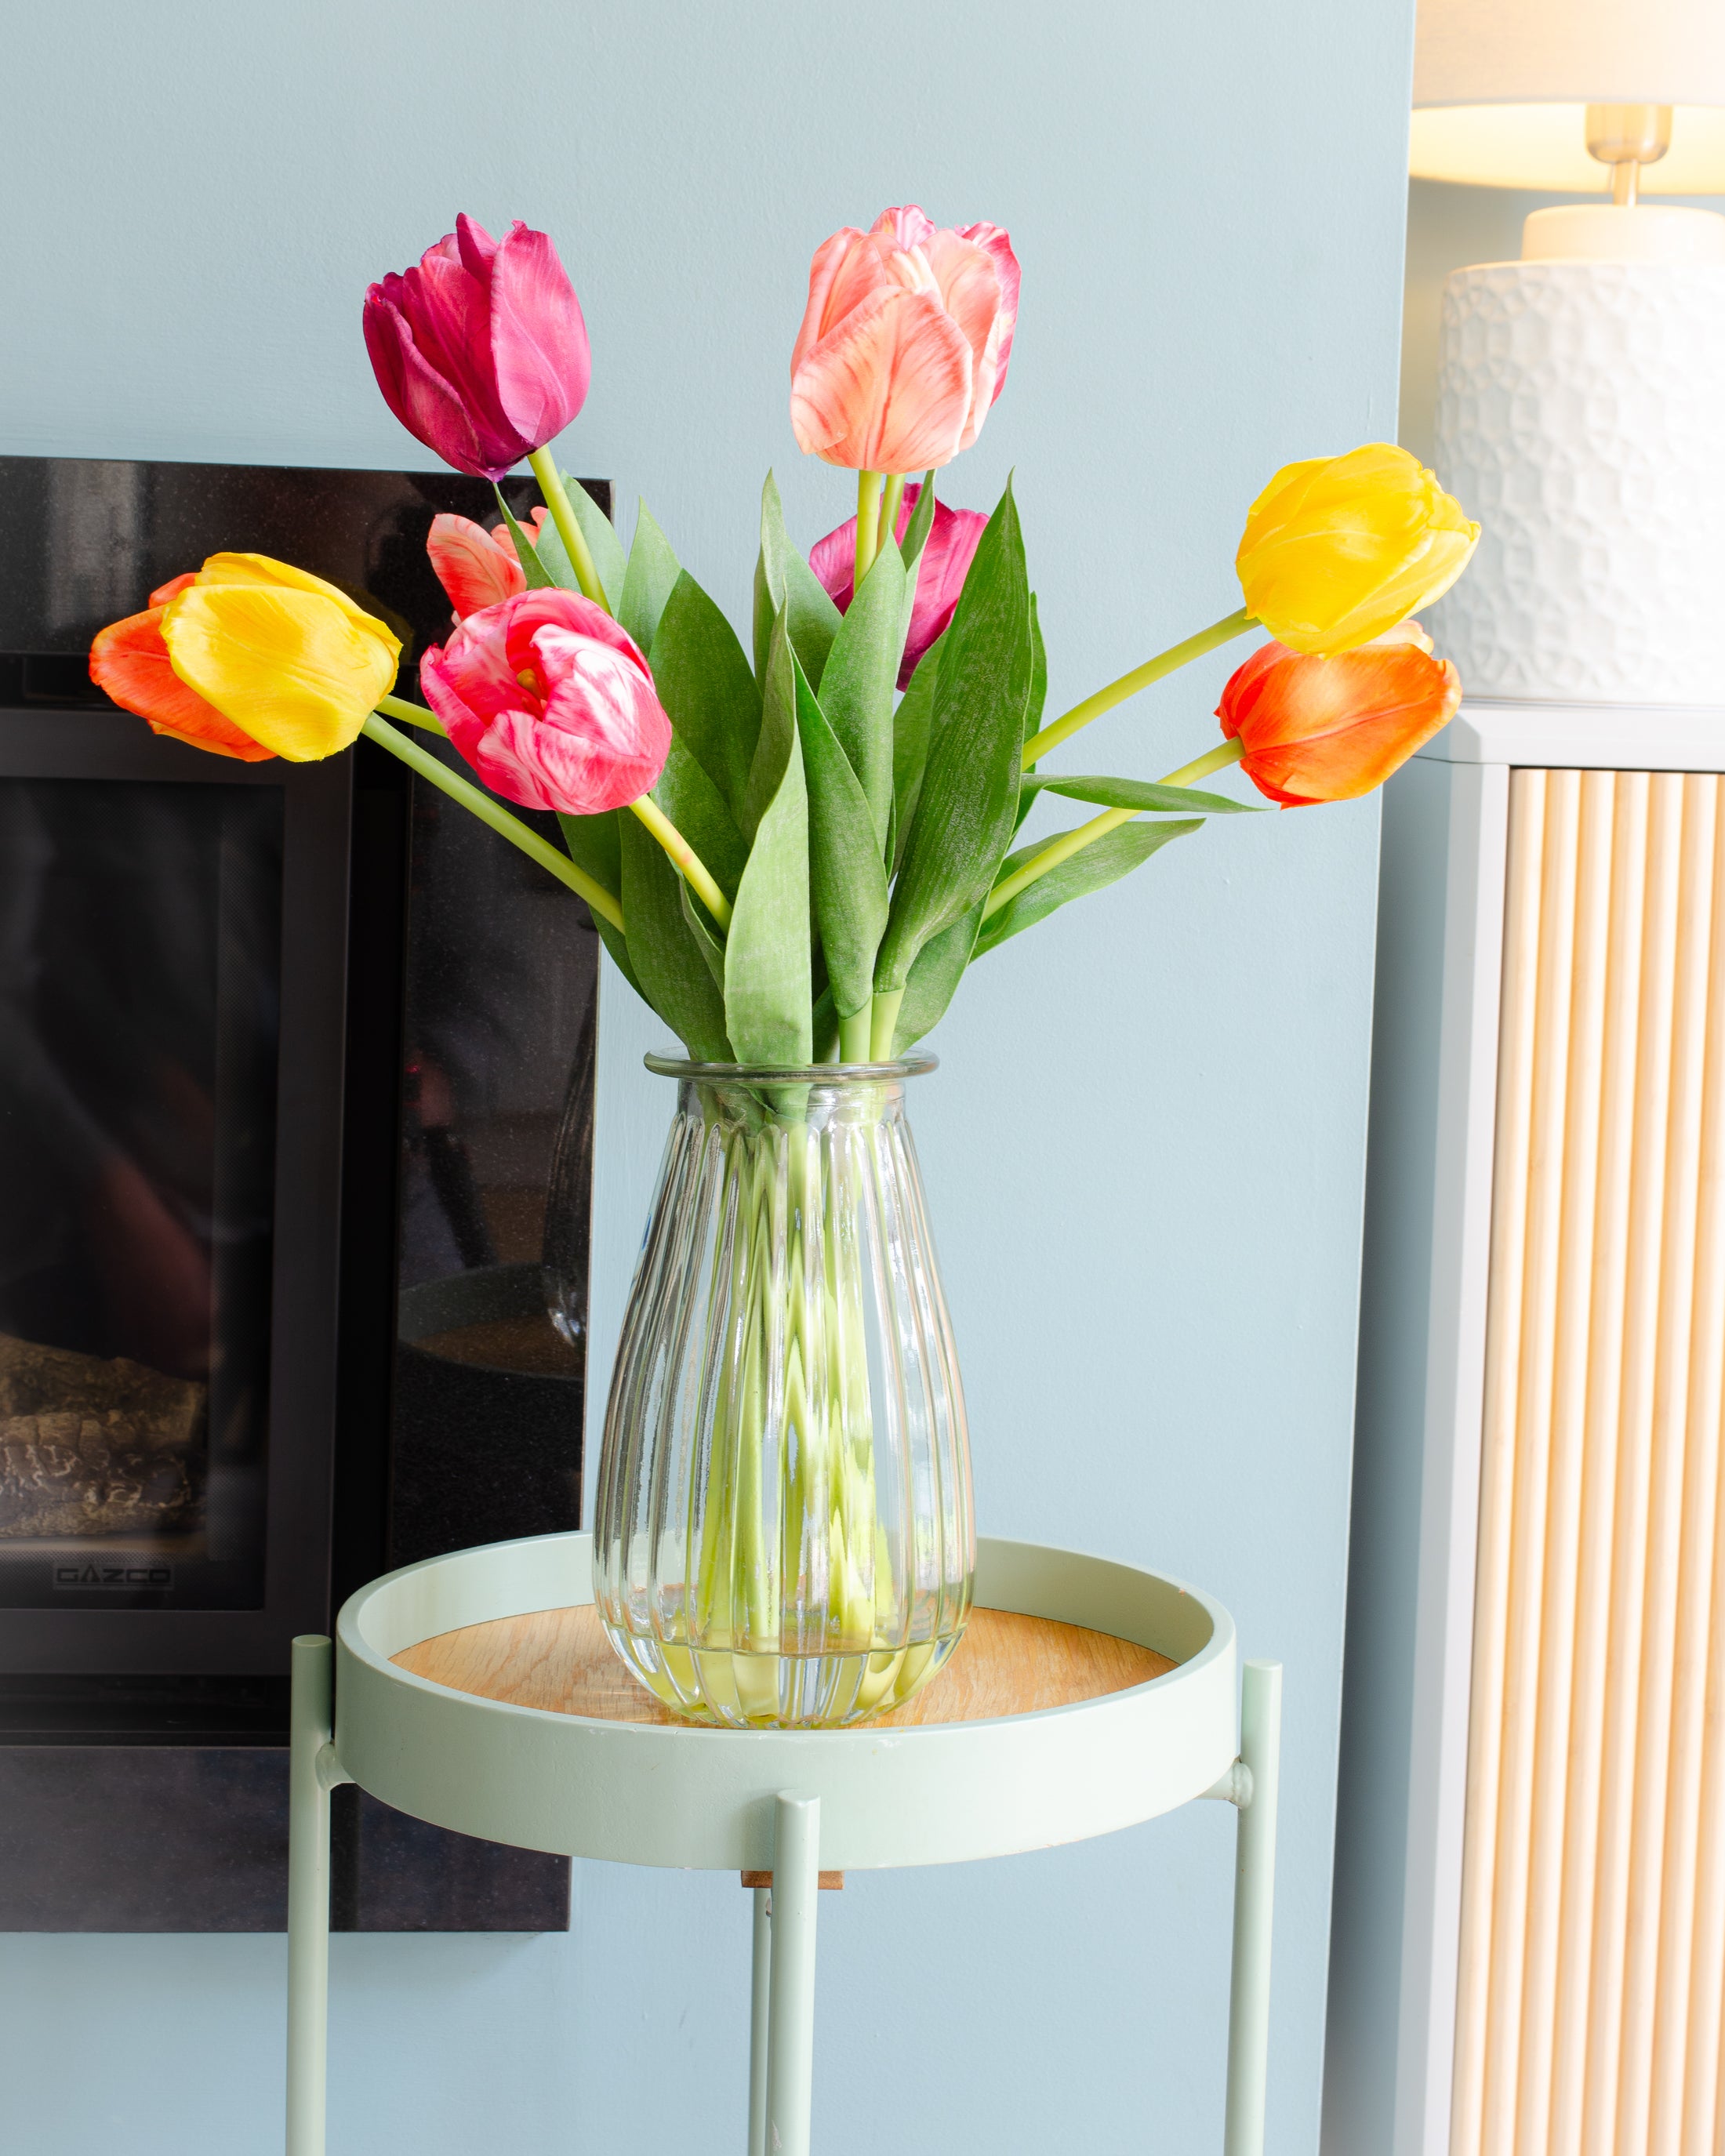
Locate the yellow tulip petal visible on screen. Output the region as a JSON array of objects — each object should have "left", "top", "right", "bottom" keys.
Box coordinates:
[
  {"left": 196, "top": 552, "right": 404, "bottom": 652},
  {"left": 162, "top": 584, "right": 398, "bottom": 760}
]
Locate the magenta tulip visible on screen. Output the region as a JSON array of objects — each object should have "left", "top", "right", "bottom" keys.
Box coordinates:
[
  {"left": 790, "top": 205, "right": 1020, "bottom": 473},
  {"left": 364, "top": 216, "right": 591, "bottom": 481},
  {"left": 808, "top": 483, "right": 986, "bottom": 687},
  {"left": 419, "top": 589, "right": 670, "bottom": 815}
]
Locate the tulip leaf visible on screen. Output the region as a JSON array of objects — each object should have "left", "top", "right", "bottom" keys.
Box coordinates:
[
  {"left": 811, "top": 982, "right": 839, "bottom": 1064},
  {"left": 753, "top": 472, "right": 842, "bottom": 691},
  {"left": 680, "top": 882, "right": 728, "bottom": 994},
  {"left": 656, "top": 734, "right": 748, "bottom": 902},
  {"left": 555, "top": 808, "right": 638, "bottom": 991},
  {"left": 619, "top": 808, "right": 732, "bottom": 1061},
  {"left": 794, "top": 659, "right": 889, "bottom": 1024},
  {"left": 545, "top": 473, "right": 626, "bottom": 612},
  {"left": 892, "top": 896, "right": 984, "bottom": 1054},
  {"left": 619, "top": 503, "right": 681, "bottom": 655},
  {"left": 1020, "top": 773, "right": 1262, "bottom": 815},
  {"left": 897, "top": 469, "right": 938, "bottom": 578},
  {"left": 817, "top": 535, "right": 904, "bottom": 851},
  {"left": 892, "top": 631, "right": 942, "bottom": 877},
  {"left": 725, "top": 614, "right": 813, "bottom": 1064},
  {"left": 649, "top": 572, "right": 763, "bottom": 831},
  {"left": 875, "top": 477, "right": 1033, "bottom": 993},
  {"left": 974, "top": 818, "right": 1203, "bottom": 960},
  {"left": 1013, "top": 594, "right": 1050, "bottom": 833},
  {"left": 494, "top": 489, "right": 557, "bottom": 590}
]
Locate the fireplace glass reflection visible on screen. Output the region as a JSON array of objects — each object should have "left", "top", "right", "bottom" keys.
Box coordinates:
[{"left": 0, "top": 775, "right": 281, "bottom": 1609}]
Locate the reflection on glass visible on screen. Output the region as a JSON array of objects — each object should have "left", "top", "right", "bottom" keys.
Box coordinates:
[{"left": 0, "top": 779, "right": 281, "bottom": 1607}]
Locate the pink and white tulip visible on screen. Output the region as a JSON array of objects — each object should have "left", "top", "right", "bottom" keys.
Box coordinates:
[
  {"left": 790, "top": 206, "right": 1019, "bottom": 474},
  {"left": 419, "top": 589, "right": 670, "bottom": 816},
  {"left": 364, "top": 216, "right": 591, "bottom": 481},
  {"left": 426, "top": 509, "right": 550, "bottom": 620},
  {"left": 809, "top": 483, "right": 987, "bottom": 687}
]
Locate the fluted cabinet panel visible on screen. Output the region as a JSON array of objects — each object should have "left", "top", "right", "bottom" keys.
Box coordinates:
[{"left": 1451, "top": 770, "right": 1725, "bottom": 2156}]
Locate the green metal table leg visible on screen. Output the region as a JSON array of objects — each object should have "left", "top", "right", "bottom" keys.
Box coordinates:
[
  {"left": 1223, "top": 1660, "right": 1283, "bottom": 2156},
  {"left": 749, "top": 1884, "right": 772, "bottom": 2156},
  {"left": 765, "top": 1794, "right": 820, "bottom": 2156},
  {"left": 287, "top": 1635, "right": 353, "bottom": 2156}
]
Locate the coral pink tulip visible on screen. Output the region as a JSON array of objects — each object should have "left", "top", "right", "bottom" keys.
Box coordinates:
[
  {"left": 419, "top": 588, "right": 670, "bottom": 815},
  {"left": 427, "top": 509, "right": 550, "bottom": 619},
  {"left": 790, "top": 205, "right": 1019, "bottom": 473},
  {"left": 809, "top": 483, "right": 987, "bottom": 687},
  {"left": 365, "top": 216, "right": 590, "bottom": 481},
  {"left": 1216, "top": 622, "right": 1462, "bottom": 807}
]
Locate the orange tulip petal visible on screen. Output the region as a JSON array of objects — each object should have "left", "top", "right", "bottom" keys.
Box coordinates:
[
  {"left": 790, "top": 286, "right": 973, "bottom": 474},
  {"left": 1221, "top": 643, "right": 1459, "bottom": 805},
  {"left": 89, "top": 609, "right": 275, "bottom": 762},
  {"left": 922, "top": 229, "right": 1005, "bottom": 448},
  {"left": 149, "top": 571, "right": 198, "bottom": 606}
]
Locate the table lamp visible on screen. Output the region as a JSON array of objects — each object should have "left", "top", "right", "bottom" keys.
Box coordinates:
[{"left": 1411, "top": 0, "right": 1725, "bottom": 704}]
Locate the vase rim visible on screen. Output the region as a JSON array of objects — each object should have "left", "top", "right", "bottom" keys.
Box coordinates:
[{"left": 644, "top": 1053, "right": 937, "bottom": 1083}]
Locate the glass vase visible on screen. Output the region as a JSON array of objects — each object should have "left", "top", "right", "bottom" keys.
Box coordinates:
[{"left": 593, "top": 1056, "right": 972, "bottom": 1729}]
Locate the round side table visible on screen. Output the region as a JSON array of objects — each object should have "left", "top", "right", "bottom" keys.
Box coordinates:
[{"left": 286, "top": 1532, "right": 1281, "bottom": 2156}]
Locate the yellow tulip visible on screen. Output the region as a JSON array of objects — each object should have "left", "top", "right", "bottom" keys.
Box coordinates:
[
  {"left": 1235, "top": 443, "right": 1479, "bottom": 657},
  {"left": 158, "top": 554, "right": 400, "bottom": 760}
]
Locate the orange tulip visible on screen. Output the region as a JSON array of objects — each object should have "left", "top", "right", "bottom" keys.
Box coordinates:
[
  {"left": 1216, "top": 622, "right": 1461, "bottom": 806},
  {"left": 89, "top": 574, "right": 274, "bottom": 761}
]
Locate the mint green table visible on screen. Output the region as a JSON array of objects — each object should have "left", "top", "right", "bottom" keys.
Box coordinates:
[{"left": 285, "top": 1531, "right": 1280, "bottom": 2156}]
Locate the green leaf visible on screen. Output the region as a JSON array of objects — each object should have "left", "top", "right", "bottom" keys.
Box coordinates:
[
  {"left": 680, "top": 882, "right": 727, "bottom": 993},
  {"left": 492, "top": 488, "right": 556, "bottom": 590},
  {"left": 619, "top": 809, "right": 732, "bottom": 1059},
  {"left": 892, "top": 631, "right": 942, "bottom": 877},
  {"left": 816, "top": 535, "right": 903, "bottom": 850},
  {"left": 1013, "top": 593, "right": 1050, "bottom": 833},
  {"left": 892, "top": 897, "right": 983, "bottom": 1054},
  {"left": 649, "top": 572, "right": 762, "bottom": 829},
  {"left": 1021, "top": 773, "right": 1262, "bottom": 815},
  {"left": 656, "top": 735, "right": 749, "bottom": 902},
  {"left": 974, "top": 818, "right": 1203, "bottom": 960},
  {"left": 811, "top": 983, "right": 839, "bottom": 1064},
  {"left": 898, "top": 469, "right": 937, "bottom": 576},
  {"left": 753, "top": 472, "right": 842, "bottom": 689},
  {"left": 618, "top": 503, "right": 681, "bottom": 655},
  {"left": 794, "top": 659, "right": 889, "bottom": 1023},
  {"left": 555, "top": 808, "right": 637, "bottom": 990},
  {"left": 532, "top": 474, "right": 625, "bottom": 610},
  {"left": 875, "top": 477, "right": 1033, "bottom": 991},
  {"left": 725, "top": 615, "right": 813, "bottom": 1063}
]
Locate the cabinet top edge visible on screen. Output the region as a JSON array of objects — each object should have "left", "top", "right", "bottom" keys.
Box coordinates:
[{"left": 1419, "top": 699, "right": 1725, "bottom": 772}]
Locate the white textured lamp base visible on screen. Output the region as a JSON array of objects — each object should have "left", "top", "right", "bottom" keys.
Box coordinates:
[{"left": 1428, "top": 258, "right": 1725, "bottom": 706}]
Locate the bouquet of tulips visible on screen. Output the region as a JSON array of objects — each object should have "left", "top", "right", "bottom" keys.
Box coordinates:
[{"left": 89, "top": 205, "right": 1477, "bottom": 1721}]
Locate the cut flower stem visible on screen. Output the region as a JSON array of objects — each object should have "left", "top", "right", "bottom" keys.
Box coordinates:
[
  {"left": 362, "top": 711, "right": 626, "bottom": 931},
  {"left": 527, "top": 447, "right": 610, "bottom": 612},
  {"left": 1022, "top": 605, "right": 1255, "bottom": 767},
  {"left": 982, "top": 738, "right": 1245, "bottom": 922},
  {"left": 854, "top": 470, "right": 883, "bottom": 590},
  {"left": 376, "top": 691, "right": 445, "bottom": 735},
  {"left": 629, "top": 794, "right": 734, "bottom": 931}
]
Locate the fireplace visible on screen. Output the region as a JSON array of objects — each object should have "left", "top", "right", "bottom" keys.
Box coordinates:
[{"left": 0, "top": 457, "right": 598, "bottom": 1928}]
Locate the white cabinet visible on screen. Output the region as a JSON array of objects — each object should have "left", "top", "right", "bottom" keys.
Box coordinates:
[{"left": 1326, "top": 703, "right": 1725, "bottom": 2156}]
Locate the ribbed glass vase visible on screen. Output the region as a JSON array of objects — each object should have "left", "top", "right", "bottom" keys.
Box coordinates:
[{"left": 594, "top": 1056, "right": 972, "bottom": 1729}]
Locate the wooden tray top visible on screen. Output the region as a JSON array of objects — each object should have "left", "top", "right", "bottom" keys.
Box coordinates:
[{"left": 393, "top": 1604, "right": 1175, "bottom": 1730}]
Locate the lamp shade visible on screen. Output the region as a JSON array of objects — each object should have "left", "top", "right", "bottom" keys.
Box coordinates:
[{"left": 1412, "top": 0, "right": 1725, "bottom": 191}]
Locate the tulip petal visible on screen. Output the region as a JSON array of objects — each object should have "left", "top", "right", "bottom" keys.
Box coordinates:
[
  {"left": 872, "top": 205, "right": 937, "bottom": 250},
  {"left": 793, "top": 227, "right": 884, "bottom": 379},
  {"left": 956, "top": 222, "right": 1020, "bottom": 402},
  {"left": 427, "top": 512, "right": 525, "bottom": 619},
  {"left": 162, "top": 585, "right": 398, "bottom": 761},
  {"left": 486, "top": 220, "right": 590, "bottom": 450},
  {"left": 923, "top": 230, "right": 1008, "bottom": 448},
  {"left": 363, "top": 288, "right": 503, "bottom": 479},
  {"left": 89, "top": 608, "right": 274, "bottom": 761},
  {"left": 791, "top": 286, "right": 974, "bottom": 474},
  {"left": 1219, "top": 639, "right": 1462, "bottom": 804}
]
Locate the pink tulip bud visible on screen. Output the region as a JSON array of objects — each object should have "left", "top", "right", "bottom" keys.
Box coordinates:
[
  {"left": 808, "top": 483, "right": 987, "bottom": 688},
  {"left": 426, "top": 509, "right": 550, "bottom": 620},
  {"left": 419, "top": 589, "right": 671, "bottom": 816},
  {"left": 790, "top": 206, "right": 1019, "bottom": 474},
  {"left": 365, "top": 216, "right": 591, "bottom": 481}
]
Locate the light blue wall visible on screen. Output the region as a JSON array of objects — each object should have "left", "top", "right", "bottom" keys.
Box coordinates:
[{"left": 1, "top": 4, "right": 1414, "bottom": 2149}]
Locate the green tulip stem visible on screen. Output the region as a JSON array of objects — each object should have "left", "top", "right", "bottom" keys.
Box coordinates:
[
  {"left": 854, "top": 470, "right": 884, "bottom": 590},
  {"left": 837, "top": 1007, "right": 873, "bottom": 1063},
  {"left": 527, "top": 447, "right": 610, "bottom": 612},
  {"left": 879, "top": 474, "right": 906, "bottom": 556},
  {"left": 376, "top": 692, "right": 445, "bottom": 735},
  {"left": 868, "top": 987, "right": 904, "bottom": 1062},
  {"left": 628, "top": 794, "right": 734, "bottom": 931},
  {"left": 1021, "top": 605, "right": 1255, "bottom": 768},
  {"left": 982, "top": 739, "right": 1246, "bottom": 924},
  {"left": 361, "top": 712, "right": 626, "bottom": 933}
]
